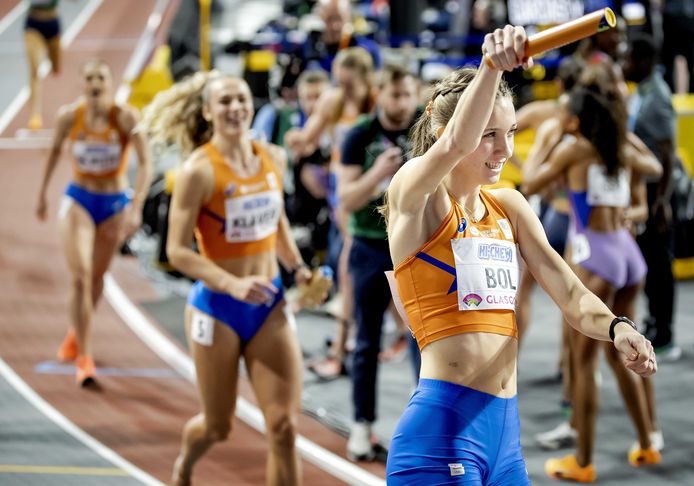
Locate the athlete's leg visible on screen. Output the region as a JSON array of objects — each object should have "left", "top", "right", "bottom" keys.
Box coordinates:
[
  {"left": 604, "top": 284, "right": 654, "bottom": 450},
  {"left": 568, "top": 265, "right": 615, "bottom": 468},
  {"left": 23, "top": 29, "right": 46, "bottom": 127},
  {"left": 46, "top": 35, "right": 62, "bottom": 75},
  {"left": 59, "top": 200, "right": 96, "bottom": 357},
  {"left": 172, "top": 306, "right": 241, "bottom": 486},
  {"left": 91, "top": 211, "right": 127, "bottom": 307},
  {"left": 244, "top": 302, "right": 303, "bottom": 486}
]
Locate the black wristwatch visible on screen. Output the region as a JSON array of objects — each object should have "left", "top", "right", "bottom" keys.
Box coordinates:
[{"left": 609, "top": 316, "right": 637, "bottom": 341}]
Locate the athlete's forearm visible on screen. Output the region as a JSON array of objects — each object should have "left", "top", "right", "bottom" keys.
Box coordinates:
[
  {"left": 167, "top": 245, "right": 237, "bottom": 294},
  {"left": 339, "top": 168, "right": 385, "bottom": 212},
  {"left": 129, "top": 131, "right": 153, "bottom": 209},
  {"left": 561, "top": 278, "right": 616, "bottom": 341}
]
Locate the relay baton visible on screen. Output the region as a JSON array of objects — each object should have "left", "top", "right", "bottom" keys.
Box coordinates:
[{"left": 484, "top": 8, "right": 617, "bottom": 69}]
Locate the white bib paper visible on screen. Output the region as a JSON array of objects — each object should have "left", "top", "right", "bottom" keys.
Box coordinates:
[
  {"left": 587, "top": 165, "right": 630, "bottom": 208},
  {"left": 571, "top": 232, "right": 592, "bottom": 264},
  {"left": 224, "top": 190, "right": 282, "bottom": 243},
  {"left": 452, "top": 236, "right": 519, "bottom": 311},
  {"left": 191, "top": 311, "right": 214, "bottom": 346},
  {"left": 73, "top": 141, "right": 122, "bottom": 174}
]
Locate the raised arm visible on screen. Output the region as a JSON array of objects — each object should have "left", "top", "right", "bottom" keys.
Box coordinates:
[
  {"left": 389, "top": 26, "right": 530, "bottom": 214},
  {"left": 521, "top": 134, "right": 574, "bottom": 195},
  {"left": 36, "top": 105, "right": 75, "bottom": 220},
  {"left": 284, "top": 88, "right": 340, "bottom": 157},
  {"left": 625, "top": 131, "right": 662, "bottom": 179},
  {"left": 494, "top": 188, "right": 656, "bottom": 376}
]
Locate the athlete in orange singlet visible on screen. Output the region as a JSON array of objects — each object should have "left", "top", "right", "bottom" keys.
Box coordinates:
[
  {"left": 384, "top": 25, "right": 657, "bottom": 485},
  {"left": 36, "top": 59, "right": 153, "bottom": 386},
  {"left": 143, "top": 72, "right": 318, "bottom": 486}
]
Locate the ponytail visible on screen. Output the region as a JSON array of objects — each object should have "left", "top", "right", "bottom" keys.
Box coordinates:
[{"left": 139, "top": 70, "right": 222, "bottom": 158}]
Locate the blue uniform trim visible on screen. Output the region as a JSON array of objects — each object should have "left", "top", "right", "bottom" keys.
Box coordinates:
[
  {"left": 415, "top": 252, "right": 457, "bottom": 294},
  {"left": 64, "top": 183, "right": 131, "bottom": 225},
  {"left": 387, "top": 379, "right": 530, "bottom": 486},
  {"left": 568, "top": 190, "right": 592, "bottom": 230},
  {"left": 187, "top": 275, "right": 284, "bottom": 345}
]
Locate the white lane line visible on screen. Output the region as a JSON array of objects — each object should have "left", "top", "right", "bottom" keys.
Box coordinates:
[
  {"left": 104, "top": 274, "right": 387, "bottom": 486},
  {"left": 0, "top": 357, "right": 166, "bottom": 486},
  {"left": 0, "top": 1, "right": 27, "bottom": 37},
  {"left": 0, "top": 137, "right": 52, "bottom": 149},
  {"left": 0, "top": 0, "right": 104, "bottom": 136}
]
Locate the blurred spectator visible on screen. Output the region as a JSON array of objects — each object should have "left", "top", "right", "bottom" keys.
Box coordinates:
[
  {"left": 285, "top": 47, "right": 377, "bottom": 381},
  {"left": 338, "top": 64, "right": 421, "bottom": 461},
  {"left": 660, "top": 0, "right": 694, "bottom": 92},
  {"left": 286, "top": 0, "right": 381, "bottom": 81},
  {"left": 253, "top": 70, "right": 332, "bottom": 255},
  {"left": 623, "top": 33, "right": 681, "bottom": 360}
]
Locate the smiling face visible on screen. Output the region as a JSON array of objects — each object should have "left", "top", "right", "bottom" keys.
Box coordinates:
[
  {"left": 455, "top": 97, "right": 516, "bottom": 185},
  {"left": 204, "top": 77, "right": 254, "bottom": 137},
  {"left": 82, "top": 61, "right": 112, "bottom": 102}
]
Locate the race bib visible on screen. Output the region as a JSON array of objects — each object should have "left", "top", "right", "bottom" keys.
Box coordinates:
[
  {"left": 571, "top": 233, "right": 591, "bottom": 264},
  {"left": 73, "top": 141, "right": 122, "bottom": 174},
  {"left": 224, "top": 190, "right": 282, "bottom": 243},
  {"left": 191, "top": 311, "right": 214, "bottom": 346},
  {"left": 587, "top": 165, "right": 630, "bottom": 208},
  {"left": 452, "top": 237, "right": 519, "bottom": 311}
]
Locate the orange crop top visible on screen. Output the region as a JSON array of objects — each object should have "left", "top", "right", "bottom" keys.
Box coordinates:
[
  {"left": 68, "top": 103, "right": 129, "bottom": 179},
  {"left": 393, "top": 189, "right": 519, "bottom": 351},
  {"left": 194, "top": 141, "right": 284, "bottom": 260}
]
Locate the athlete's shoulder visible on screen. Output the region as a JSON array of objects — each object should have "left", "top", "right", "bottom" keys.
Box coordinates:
[
  {"left": 56, "top": 101, "right": 80, "bottom": 126},
  {"left": 113, "top": 103, "right": 139, "bottom": 132},
  {"left": 488, "top": 187, "right": 529, "bottom": 215},
  {"left": 487, "top": 186, "right": 522, "bottom": 199},
  {"left": 255, "top": 140, "right": 287, "bottom": 171}
]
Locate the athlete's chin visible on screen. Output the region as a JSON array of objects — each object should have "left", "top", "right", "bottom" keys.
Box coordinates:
[{"left": 483, "top": 174, "right": 501, "bottom": 186}]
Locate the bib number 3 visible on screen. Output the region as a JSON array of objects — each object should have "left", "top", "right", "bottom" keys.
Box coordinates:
[{"left": 191, "top": 311, "right": 214, "bottom": 346}]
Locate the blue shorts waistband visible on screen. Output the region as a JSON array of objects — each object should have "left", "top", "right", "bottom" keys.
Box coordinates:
[{"left": 416, "top": 378, "right": 517, "bottom": 409}]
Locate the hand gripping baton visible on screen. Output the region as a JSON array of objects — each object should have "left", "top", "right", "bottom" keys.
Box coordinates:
[{"left": 484, "top": 8, "right": 617, "bottom": 69}]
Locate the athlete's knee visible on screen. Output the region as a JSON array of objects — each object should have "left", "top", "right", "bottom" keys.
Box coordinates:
[
  {"left": 266, "top": 413, "right": 297, "bottom": 448},
  {"left": 204, "top": 420, "right": 231, "bottom": 442},
  {"left": 72, "top": 270, "right": 93, "bottom": 293}
]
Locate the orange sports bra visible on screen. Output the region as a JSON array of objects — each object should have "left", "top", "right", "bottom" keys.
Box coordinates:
[
  {"left": 194, "top": 141, "right": 284, "bottom": 260},
  {"left": 68, "top": 103, "right": 129, "bottom": 180},
  {"left": 393, "top": 189, "right": 519, "bottom": 351}
]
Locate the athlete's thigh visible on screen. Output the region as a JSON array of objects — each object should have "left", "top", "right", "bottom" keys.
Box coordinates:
[
  {"left": 23, "top": 30, "right": 46, "bottom": 71},
  {"left": 92, "top": 212, "right": 126, "bottom": 279},
  {"left": 185, "top": 306, "right": 242, "bottom": 423},
  {"left": 59, "top": 199, "right": 96, "bottom": 275},
  {"left": 244, "top": 302, "right": 303, "bottom": 417},
  {"left": 489, "top": 461, "right": 531, "bottom": 486}
]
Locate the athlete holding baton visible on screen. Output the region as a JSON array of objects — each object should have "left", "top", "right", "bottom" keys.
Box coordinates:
[{"left": 384, "top": 11, "right": 655, "bottom": 485}]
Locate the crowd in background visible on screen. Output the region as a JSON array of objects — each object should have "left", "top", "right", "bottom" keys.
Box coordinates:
[{"left": 147, "top": 0, "right": 694, "bottom": 467}]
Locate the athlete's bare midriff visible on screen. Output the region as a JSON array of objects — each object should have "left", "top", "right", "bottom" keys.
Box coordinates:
[
  {"left": 420, "top": 331, "right": 518, "bottom": 398},
  {"left": 73, "top": 174, "right": 128, "bottom": 193},
  {"left": 212, "top": 251, "right": 280, "bottom": 282}
]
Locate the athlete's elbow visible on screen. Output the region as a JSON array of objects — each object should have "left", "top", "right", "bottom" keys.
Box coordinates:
[{"left": 166, "top": 244, "right": 187, "bottom": 270}]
